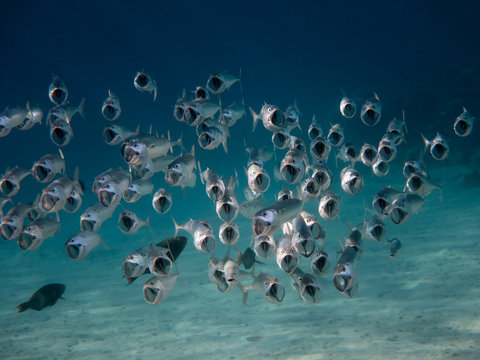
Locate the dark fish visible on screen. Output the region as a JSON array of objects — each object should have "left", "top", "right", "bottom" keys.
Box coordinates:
[
  {"left": 17, "top": 283, "right": 65, "bottom": 312},
  {"left": 239, "top": 247, "right": 264, "bottom": 270}
]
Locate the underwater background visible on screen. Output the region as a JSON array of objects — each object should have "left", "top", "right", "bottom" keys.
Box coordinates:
[{"left": 1, "top": 1, "right": 480, "bottom": 359}]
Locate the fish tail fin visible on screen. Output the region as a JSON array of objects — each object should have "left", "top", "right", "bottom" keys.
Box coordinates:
[
  {"left": 153, "top": 82, "right": 157, "bottom": 101},
  {"left": 134, "top": 124, "right": 140, "bottom": 135},
  {"left": 222, "top": 136, "right": 228, "bottom": 154},
  {"left": 77, "top": 97, "right": 86, "bottom": 120},
  {"left": 171, "top": 216, "right": 180, "bottom": 238},
  {"left": 420, "top": 133, "right": 429, "bottom": 153},
  {"left": 16, "top": 301, "right": 31, "bottom": 312},
  {"left": 402, "top": 109, "right": 408, "bottom": 134},
  {"left": 249, "top": 107, "right": 259, "bottom": 132},
  {"left": 198, "top": 161, "right": 204, "bottom": 184},
  {"left": 175, "top": 133, "right": 183, "bottom": 152}
]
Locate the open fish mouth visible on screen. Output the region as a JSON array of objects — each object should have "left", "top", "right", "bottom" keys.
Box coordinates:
[
  {"left": 123, "top": 261, "right": 141, "bottom": 278},
  {"left": 219, "top": 203, "right": 236, "bottom": 222},
  {"left": 103, "top": 127, "right": 119, "bottom": 144},
  {"left": 200, "top": 235, "right": 215, "bottom": 253},
  {"left": 153, "top": 196, "right": 171, "bottom": 214},
  {"left": 362, "top": 148, "right": 377, "bottom": 165},
  {"left": 408, "top": 175, "right": 423, "bottom": 192},
  {"left": 254, "top": 237, "right": 275, "bottom": 259},
  {"left": 313, "top": 171, "right": 331, "bottom": 189},
  {"left": 102, "top": 105, "right": 117, "bottom": 120},
  {"left": 269, "top": 109, "right": 285, "bottom": 128},
  {"left": 143, "top": 286, "right": 160, "bottom": 304},
  {"left": 265, "top": 282, "right": 285, "bottom": 303},
  {"left": 296, "top": 239, "right": 315, "bottom": 257},
  {"left": 372, "top": 198, "right": 389, "bottom": 215},
  {"left": 369, "top": 225, "right": 385, "bottom": 242},
  {"left": 198, "top": 133, "right": 213, "bottom": 149},
  {"left": 1, "top": 223, "right": 17, "bottom": 240},
  {"left": 253, "top": 218, "right": 271, "bottom": 236},
  {"left": 328, "top": 132, "right": 343, "bottom": 146},
  {"left": 65, "top": 243, "right": 82, "bottom": 260},
  {"left": 343, "top": 103, "right": 356, "bottom": 118},
  {"left": 34, "top": 165, "right": 51, "bottom": 182},
  {"left": 431, "top": 144, "right": 448, "bottom": 160},
  {"left": 254, "top": 173, "right": 269, "bottom": 192},
  {"left": 184, "top": 107, "right": 200, "bottom": 125},
  {"left": 51, "top": 127, "right": 70, "bottom": 146},
  {"left": 18, "top": 232, "right": 39, "bottom": 250},
  {"left": 323, "top": 199, "right": 339, "bottom": 219},
  {"left": 119, "top": 215, "right": 135, "bottom": 233},
  {"left": 280, "top": 254, "right": 298, "bottom": 274},
  {"left": 166, "top": 170, "right": 181, "bottom": 186},
  {"left": 208, "top": 186, "right": 224, "bottom": 202},
  {"left": 363, "top": 109, "right": 380, "bottom": 125},
  {"left": 0, "top": 179, "right": 16, "bottom": 196},
  {"left": 41, "top": 193, "right": 59, "bottom": 212},
  {"left": 308, "top": 127, "right": 321, "bottom": 140},
  {"left": 222, "top": 225, "right": 237, "bottom": 244},
  {"left": 207, "top": 75, "right": 224, "bottom": 94},
  {"left": 281, "top": 164, "right": 300, "bottom": 184},
  {"left": 379, "top": 146, "right": 395, "bottom": 162},
  {"left": 174, "top": 105, "right": 185, "bottom": 121},
  {"left": 346, "top": 146, "right": 356, "bottom": 159},
  {"left": 152, "top": 256, "right": 172, "bottom": 276},
  {"left": 375, "top": 161, "right": 389, "bottom": 176},
  {"left": 301, "top": 284, "right": 322, "bottom": 304},
  {"left": 99, "top": 189, "right": 117, "bottom": 207},
  {"left": 272, "top": 131, "right": 289, "bottom": 148},
  {"left": 333, "top": 273, "right": 353, "bottom": 292},
  {"left": 80, "top": 219, "right": 97, "bottom": 232},
  {"left": 135, "top": 73, "right": 148, "bottom": 88},
  {"left": 454, "top": 119, "right": 470, "bottom": 136},
  {"left": 64, "top": 194, "right": 81, "bottom": 213},
  {"left": 124, "top": 147, "right": 141, "bottom": 164},
  {"left": 312, "top": 140, "right": 328, "bottom": 159},
  {"left": 51, "top": 88, "right": 67, "bottom": 105},
  {"left": 391, "top": 207, "right": 409, "bottom": 225},
  {"left": 345, "top": 176, "right": 363, "bottom": 194},
  {"left": 305, "top": 179, "right": 319, "bottom": 195},
  {"left": 123, "top": 189, "right": 139, "bottom": 202},
  {"left": 27, "top": 208, "right": 42, "bottom": 222},
  {"left": 312, "top": 254, "right": 330, "bottom": 275}
]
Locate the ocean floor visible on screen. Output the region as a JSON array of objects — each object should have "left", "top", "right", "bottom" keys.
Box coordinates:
[{"left": 1, "top": 164, "right": 479, "bottom": 360}]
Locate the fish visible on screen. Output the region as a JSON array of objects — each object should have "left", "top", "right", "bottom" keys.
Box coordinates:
[
  {"left": 280, "top": 148, "right": 307, "bottom": 184},
  {"left": 48, "top": 76, "right": 68, "bottom": 105},
  {"left": 123, "top": 132, "right": 182, "bottom": 165},
  {"left": 194, "top": 86, "right": 210, "bottom": 101},
  {"left": 18, "top": 217, "right": 60, "bottom": 251},
  {"left": 363, "top": 215, "right": 387, "bottom": 242},
  {"left": 134, "top": 71, "right": 157, "bottom": 101},
  {"left": 276, "top": 234, "right": 299, "bottom": 274},
  {"left": 146, "top": 244, "right": 174, "bottom": 277},
  {"left": 32, "top": 151, "right": 65, "bottom": 183},
  {"left": 101, "top": 90, "right": 121, "bottom": 121},
  {"left": 283, "top": 99, "right": 302, "bottom": 132},
  {"left": 308, "top": 162, "right": 333, "bottom": 192},
  {"left": 359, "top": 143, "right": 378, "bottom": 166},
  {"left": 390, "top": 193, "right": 424, "bottom": 225},
  {"left": 240, "top": 272, "right": 285, "bottom": 304},
  {"left": 291, "top": 214, "right": 316, "bottom": 257},
  {"left": 223, "top": 254, "right": 240, "bottom": 287},
  {"left": 173, "top": 218, "right": 215, "bottom": 253},
  {"left": 252, "top": 198, "right": 303, "bottom": 236},
  {"left": 65, "top": 231, "right": 102, "bottom": 260},
  {"left": 17, "top": 283, "right": 65, "bottom": 312},
  {"left": 310, "top": 135, "right": 331, "bottom": 162},
  {"left": 123, "top": 179, "right": 154, "bottom": 203},
  {"left": 276, "top": 187, "right": 293, "bottom": 202},
  {"left": 299, "top": 210, "right": 325, "bottom": 244},
  {"left": 340, "top": 96, "right": 356, "bottom": 118},
  {"left": 403, "top": 152, "right": 428, "bottom": 179},
  {"left": 360, "top": 93, "right": 382, "bottom": 126},
  {"left": 103, "top": 124, "right": 140, "bottom": 146},
  {"left": 220, "top": 102, "right": 246, "bottom": 127},
  {"left": 246, "top": 163, "right": 270, "bottom": 194},
  {"left": 454, "top": 107, "right": 474, "bottom": 137},
  {"left": 63, "top": 184, "right": 83, "bottom": 213},
  {"left": 143, "top": 274, "right": 178, "bottom": 304},
  {"left": 371, "top": 186, "right": 403, "bottom": 215},
  {"left": 215, "top": 175, "right": 239, "bottom": 222},
  {"left": 271, "top": 129, "right": 291, "bottom": 149},
  {"left": 372, "top": 158, "right": 389, "bottom": 177},
  {"left": 326, "top": 123, "right": 345, "bottom": 147},
  {"left": 0, "top": 167, "right": 32, "bottom": 197},
  {"left": 340, "top": 167, "right": 364, "bottom": 195},
  {"left": 318, "top": 190, "right": 341, "bottom": 221},
  {"left": 198, "top": 164, "right": 225, "bottom": 202},
  {"left": 118, "top": 210, "right": 149, "bottom": 234},
  {"left": 253, "top": 235, "right": 276, "bottom": 260},
  {"left": 245, "top": 145, "right": 274, "bottom": 167},
  {"left": 208, "top": 256, "right": 229, "bottom": 292},
  {"left": 308, "top": 115, "right": 323, "bottom": 140},
  {"left": 310, "top": 250, "right": 330, "bottom": 275},
  {"left": 183, "top": 100, "right": 221, "bottom": 126},
  {"left": 152, "top": 187, "right": 173, "bottom": 214},
  {"left": 49, "top": 118, "right": 73, "bottom": 147},
  {"left": 300, "top": 177, "right": 321, "bottom": 200},
  {"left": 386, "top": 111, "right": 407, "bottom": 145},
  {"left": 131, "top": 155, "right": 176, "bottom": 180},
  {"left": 46, "top": 97, "right": 85, "bottom": 126},
  {"left": 0, "top": 203, "right": 34, "bottom": 240},
  {"left": 173, "top": 89, "right": 190, "bottom": 122},
  {"left": 290, "top": 268, "right": 322, "bottom": 304},
  {"left": 206, "top": 71, "right": 240, "bottom": 95},
  {"left": 288, "top": 135, "right": 306, "bottom": 153},
  {"left": 0, "top": 107, "right": 28, "bottom": 137},
  {"left": 165, "top": 145, "right": 197, "bottom": 191},
  {"left": 421, "top": 132, "right": 449, "bottom": 161},
  {"left": 197, "top": 119, "right": 229, "bottom": 153},
  {"left": 219, "top": 222, "right": 240, "bottom": 246},
  {"left": 377, "top": 135, "right": 397, "bottom": 163},
  {"left": 92, "top": 167, "right": 124, "bottom": 195},
  {"left": 39, "top": 168, "right": 82, "bottom": 213},
  {"left": 250, "top": 103, "right": 285, "bottom": 132},
  {"left": 405, "top": 173, "right": 442, "bottom": 197},
  {"left": 97, "top": 169, "right": 130, "bottom": 207},
  {"left": 18, "top": 101, "right": 43, "bottom": 131},
  {"left": 335, "top": 143, "right": 357, "bottom": 167},
  {"left": 387, "top": 238, "right": 402, "bottom": 259},
  {"left": 80, "top": 202, "right": 117, "bottom": 232},
  {"left": 333, "top": 245, "right": 359, "bottom": 294},
  {"left": 0, "top": 197, "right": 11, "bottom": 218}
]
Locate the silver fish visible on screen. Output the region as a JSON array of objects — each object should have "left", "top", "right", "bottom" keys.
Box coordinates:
[
  {"left": 173, "top": 218, "right": 215, "bottom": 253},
  {"left": 152, "top": 187, "right": 172, "bottom": 214},
  {"left": 131, "top": 155, "right": 176, "bottom": 180},
  {"left": 219, "top": 222, "right": 240, "bottom": 246},
  {"left": 363, "top": 215, "right": 387, "bottom": 242},
  {"left": 0, "top": 204, "right": 33, "bottom": 240},
  {"left": 199, "top": 164, "right": 225, "bottom": 202},
  {"left": 421, "top": 132, "right": 449, "bottom": 161},
  {"left": 239, "top": 196, "right": 266, "bottom": 219},
  {"left": 291, "top": 214, "right": 316, "bottom": 257},
  {"left": 134, "top": 71, "right": 157, "bottom": 101},
  {"left": 48, "top": 76, "right": 68, "bottom": 105},
  {"left": 310, "top": 135, "right": 331, "bottom": 162},
  {"left": 206, "top": 71, "right": 240, "bottom": 95},
  {"left": 80, "top": 202, "right": 117, "bottom": 232},
  {"left": 183, "top": 100, "right": 220, "bottom": 126},
  {"left": 49, "top": 118, "right": 72, "bottom": 147},
  {"left": 300, "top": 177, "right": 321, "bottom": 201},
  {"left": 372, "top": 186, "right": 403, "bottom": 215},
  {"left": 252, "top": 198, "right": 303, "bottom": 237},
  {"left": 299, "top": 210, "right": 325, "bottom": 244},
  {"left": 0, "top": 167, "right": 32, "bottom": 197},
  {"left": 290, "top": 268, "right": 322, "bottom": 304},
  {"left": 390, "top": 193, "right": 424, "bottom": 225},
  {"left": 245, "top": 146, "right": 274, "bottom": 168},
  {"left": 310, "top": 250, "right": 330, "bottom": 275},
  {"left": 333, "top": 246, "right": 358, "bottom": 295},
  {"left": 340, "top": 96, "right": 356, "bottom": 118},
  {"left": 124, "top": 132, "right": 182, "bottom": 165},
  {"left": 405, "top": 173, "right": 441, "bottom": 197},
  {"left": 308, "top": 115, "right": 323, "bottom": 140},
  {"left": 335, "top": 143, "right": 357, "bottom": 167},
  {"left": 250, "top": 103, "right": 285, "bottom": 132},
  {"left": 123, "top": 246, "right": 150, "bottom": 282},
  {"left": 92, "top": 167, "right": 123, "bottom": 195},
  {"left": 197, "top": 119, "right": 229, "bottom": 153},
  {"left": 308, "top": 162, "right": 333, "bottom": 192},
  {"left": 372, "top": 158, "right": 389, "bottom": 177},
  {"left": 280, "top": 149, "right": 307, "bottom": 184},
  {"left": 403, "top": 153, "right": 428, "bottom": 179},
  {"left": 173, "top": 89, "right": 190, "bottom": 122},
  {"left": 327, "top": 123, "right": 345, "bottom": 147},
  {"left": 253, "top": 235, "right": 276, "bottom": 260},
  {"left": 165, "top": 145, "right": 196, "bottom": 191},
  {"left": 318, "top": 190, "right": 340, "bottom": 221},
  {"left": 359, "top": 143, "right": 378, "bottom": 166},
  {"left": 18, "top": 101, "right": 43, "bottom": 130},
  {"left": 194, "top": 86, "right": 210, "bottom": 101},
  {"left": 386, "top": 111, "right": 407, "bottom": 145},
  {"left": 241, "top": 272, "right": 285, "bottom": 304},
  {"left": 65, "top": 231, "right": 102, "bottom": 260},
  {"left": 97, "top": 169, "right": 130, "bottom": 207},
  {"left": 220, "top": 102, "right": 245, "bottom": 127},
  {"left": 340, "top": 167, "right": 363, "bottom": 195},
  {"left": 283, "top": 99, "right": 301, "bottom": 133},
  {"left": 40, "top": 168, "right": 81, "bottom": 213},
  {"left": 103, "top": 124, "right": 139, "bottom": 146},
  {"left": 377, "top": 135, "right": 397, "bottom": 163},
  {"left": 387, "top": 238, "right": 402, "bottom": 259},
  {"left": 246, "top": 163, "right": 270, "bottom": 194},
  {"left": 276, "top": 187, "right": 293, "bottom": 202},
  {"left": 272, "top": 129, "right": 291, "bottom": 149},
  {"left": 276, "top": 234, "right": 299, "bottom": 274},
  {"left": 454, "top": 107, "right": 474, "bottom": 137},
  {"left": 64, "top": 184, "right": 83, "bottom": 213},
  {"left": 18, "top": 217, "right": 60, "bottom": 251},
  {"left": 46, "top": 97, "right": 85, "bottom": 126},
  {"left": 146, "top": 245, "right": 174, "bottom": 277},
  {"left": 118, "top": 210, "right": 149, "bottom": 234},
  {"left": 288, "top": 135, "right": 307, "bottom": 154},
  {"left": 0, "top": 107, "right": 28, "bottom": 137},
  {"left": 32, "top": 152, "right": 65, "bottom": 183},
  {"left": 0, "top": 197, "right": 11, "bottom": 218},
  {"left": 143, "top": 274, "right": 178, "bottom": 304},
  {"left": 123, "top": 179, "right": 153, "bottom": 203},
  {"left": 215, "top": 176, "right": 239, "bottom": 222},
  {"left": 360, "top": 93, "right": 381, "bottom": 126},
  {"left": 102, "top": 90, "right": 121, "bottom": 121},
  {"left": 208, "top": 256, "right": 229, "bottom": 292},
  {"left": 223, "top": 255, "right": 240, "bottom": 288}
]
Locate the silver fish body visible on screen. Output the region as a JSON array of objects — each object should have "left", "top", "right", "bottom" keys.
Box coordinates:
[
  {"left": 340, "top": 96, "right": 357, "bottom": 118},
  {"left": 0, "top": 204, "right": 32, "bottom": 240},
  {"left": 372, "top": 187, "right": 403, "bottom": 215},
  {"left": 252, "top": 198, "right": 303, "bottom": 236},
  {"left": 405, "top": 173, "right": 441, "bottom": 197},
  {"left": 310, "top": 135, "right": 331, "bottom": 161},
  {"left": 174, "top": 218, "right": 215, "bottom": 253},
  {"left": 318, "top": 190, "right": 341, "bottom": 221},
  {"left": 102, "top": 90, "right": 121, "bottom": 121},
  {"left": 18, "top": 217, "right": 60, "bottom": 250},
  {"left": 219, "top": 222, "right": 240, "bottom": 246},
  {"left": 327, "top": 123, "right": 345, "bottom": 147},
  {"left": 65, "top": 231, "right": 101, "bottom": 260},
  {"left": 103, "top": 124, "right": 139, "bottom": 146},
  {"left": 206, "top": 71, "right": 240, "bottom": 95},
  {"left": 372, "top": 158, "right": 389, "bottom": 177},
  {"left": 276, "top": 234, "right": 299, "bottom": 274},
  {"left": 390, "top": 194, "right": 424, "bottom": 225},
  {"left": 299, "top": 210, "right": 325, "bottom": 244},
  {"left": 454, "top": 107, "right": 474, "bottom": 137},
  {"left": 364, "top": 215, "right": 387, "bottom": 242},
  {"left": 242, "top": 272, "right": 285, "bottom": 304},
  {"left": 134, "top": 71, "right": 157, "bottom": 101},
  {"left": 97, "top": 170, "right": 130, "bottom": 207},
  {"left": 280, "top": 149, "right": 306, "bottom": 184},
  {"left": 388, "top": 238, "right": 402, "bottom": 259},
  {"left": 253, "top": 235, "right": 276, "bottom": 260},
  {"left": 143, "top": 274, "right": 178, "bottom": 304},
  {"left": 291, "top": 214, "right": 316, "bottom": 257},
  {"left": 308, "top": 162, "right": 333, "bottom": 192},
  {"left": 18, "top": 102, "right": 43, "bottom": 130},
  {"left": 0, "top": 107, "right": 27, "bottom": 137},
  {"left": 199, "top": 166, "right": 225, "bottom": 202},
  {"left": 421, "top": 133, "right": 449, "bottom": 161},
  {"left": 308, "top": 115, "right": 323, "bottom": 140},
  {"left": 118, "top": 210, "right": 149, "bottom": 234},
  {"left": 359, "top": 143, "right": 378, "bottom": 166},
  {"left": 250, "top": 104, "right": 285, "bottom": 132},
  {"left": 360, "top": 94, "right": 382, "bottom": 126},
  {"left": 272, "top": 129, "right": 291, "bottom": 149},
  {"left": 80, "top": 202, "right": 117, "bottom": 232},
  {"left": 123, "top": 179, "right": 154, "bottom": 203},
  {"left": 49, "top": 118, "right": 73, "bottom": 147},
  {"left": 183, "top": 100, "right": 220, "bottom": 126},
  {"left": 247, "top": 163, "right": 270, "bottom": 194},
  {"left": 0, "top": 167, "right": 32, "bottom": 197},
  {"left": 152, "top": 187, "right": 172, "bottom": 214},
  {"left": 290, "top": 268, "right": 322, "bottom": 304},
  {"left": 48, "top": 76, "right": 68, "bottom": 105},
  {"left": 220, "top": 102, "right": 245, "bottom": 127},
  {"left": 310, "top": 250, "right": 330, "bottom": 275},
  {"left": 32, "top": 153, "right": 65, "bottom": 183},
  {"left": 340, "top": 167, "right": 364, "bottom": 195},
  {"left": 378, "top": 136, "right": 397, "bottom": 162},
  {"left": 131, "top": 155, "right": 176, "bottom": 180},
  {"left": 146, "top": 245, "right": 174, "bottom": 277},
  {"left": 40, "top": 172, "right": 79, "bottom": 213}
]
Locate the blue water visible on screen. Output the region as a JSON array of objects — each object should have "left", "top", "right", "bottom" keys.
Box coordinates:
[{"left": 1, "top": 1, "right": 480, "bottom": 359}]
